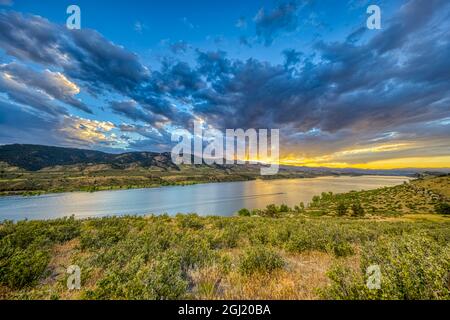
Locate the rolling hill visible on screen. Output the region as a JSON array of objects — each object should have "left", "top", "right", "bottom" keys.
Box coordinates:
[{"left": 0, "top": 144, "right": 179, "bottom": 171}]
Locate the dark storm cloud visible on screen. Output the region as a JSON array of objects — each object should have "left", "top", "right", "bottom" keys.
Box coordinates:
[
  {"left": 254, "top": 2, "right": 300, "bottom": 46},
  {"left": 0, "top": 11, "right": 149, "bottom": 95}
]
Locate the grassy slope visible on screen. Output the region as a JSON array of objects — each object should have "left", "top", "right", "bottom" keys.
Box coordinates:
[
  {"left": 304, "top": 177, "right": 448, "bottom": 216},
  {"left": 0, "top": 176, "right": 449, "bottom": 300}
]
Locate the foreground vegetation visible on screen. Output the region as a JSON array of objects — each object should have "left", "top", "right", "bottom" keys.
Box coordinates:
[{"left": 0, "top": 176, "right": 449, "bottom": 300}]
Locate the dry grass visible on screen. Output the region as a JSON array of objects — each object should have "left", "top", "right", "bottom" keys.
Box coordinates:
[
  {"left": 190, "top": 250, "right": 360, "bottom": 300},
  {"left": 413, "top": 176, "right": 450, "bottom": 198}
]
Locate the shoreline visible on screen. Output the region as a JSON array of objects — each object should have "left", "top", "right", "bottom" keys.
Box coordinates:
[
  {"left": 0, "top": 175, "right": 414, "bottom": 222},
  {"left": 0, "top": 173, "right": 412, "bottom": 198}
]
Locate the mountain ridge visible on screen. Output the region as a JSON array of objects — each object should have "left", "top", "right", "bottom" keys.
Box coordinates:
[
  {"left": 0, "top": 144, "right": 178, "bottom": 171},
  {"left": 1, "top": 144, "right": 449, "bottom": 175}
]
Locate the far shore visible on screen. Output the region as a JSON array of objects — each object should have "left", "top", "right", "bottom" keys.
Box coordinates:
[{"left": 0, "top": 173, "right": 413, "bottom": 198}]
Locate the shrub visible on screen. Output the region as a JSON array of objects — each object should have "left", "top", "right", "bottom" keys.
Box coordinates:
[
  {"left": 138, "top": 255, "right": 188, "bottom": 300},
  {"left": 86, "top": 253, "right": 188, "bottom": 300},
  {"left": 176, "top": 214, "right": 204, "bottom": 230},
  {"left": 239, "top": 246, "right": 284, "bottom": 275},
  {"left": 0, "top": 217, "right": 81, "bottom": 289},
  {"left": 435, "top": 203, "right": 450, "bottom": 215},
  {"left": 322, "top": 233, "right": 450, "bottom": 300},
  {"left": 237, "top": 208, "right": 251, "bottom": 217},
  {"left": 1, "top": 246, "right": 50, "bottom": 289},
  {"left": 351, "top": 202, "right": 365, "bottom": 217},
  {"left": 79, "top": 217, "right": 130, "bottom": 250},
  {"left": 336, "top": 203, "right": 348, "bottom": 216},
  {"left": 264, "top": 204, "right": 280, "bottom": 218},
  {"left": 293, "top": 202, "right": 306, "bottom": 214},
  {"left": 175, "top": 235, "right": 215, "bottom": 271},
  {"left": 326, "top": 239, "right": 355, "bottom": 257},
  {"left": 219, "top": 227, "right": 241, "bottom": 248}
]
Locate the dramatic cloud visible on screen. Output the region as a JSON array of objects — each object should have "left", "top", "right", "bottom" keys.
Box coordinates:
[
  {"left": 0, "top": 63, "right": 92, "bottom": 113},
  {"left": 0, "top": 69, "right": 67, "bottom": 116},
  {"left": 119, "top": 124, "right": 173, "bottom": 152},
  {"left": 0, "top": 100, "right": 121, "bottom": 149},
  {"left": 59, "top": 116, "right": 118, "bottom": 147},
  {"left": 0, "top": 11, "right": 150, "bottom": 94},
  {"left": 254, "top": 2, "right": 300, "bottom": 46},
  {"left": 110, "top": 100, "right": 166, "bottom": 127},
  {"left": 0, "top": 0, "right": 449, "bottom": 168}
]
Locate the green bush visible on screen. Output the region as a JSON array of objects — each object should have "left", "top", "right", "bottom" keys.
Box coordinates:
[
  {"left": 239, "top": 246, "right": 284, "bottom": 275},
  {"left": 336, "top": 203, "right": 348, "bottom": 216},
  {"left": 79, "top": 217, "right": 130, "bottom": 250},
  {"left": 322, "top": 233, "right": 450, "bottom": 299},
  {"left": 294, "top": 202, "right": 305, "bottom": 213},
  {"left": 326, "top": 239, "right": 355, "bottom": 257},
  {"left": 263, "top": 204, "right": 280, "bottom": 218},
  {"left": 1, "top": 246, "right": 50, "bottom": 289},
  {"left": 351, "top": 202, "right": 365, "bottom": 217},
  {"left": 435, "top": 203, "right": 450, "bottom": 215},
  {"left": 237, "top": 208, "right": 251, "bottom": 217},
  {"left": 0, "top": 217, "right": 80, "bottom": 289},
  {"left": 86, "top": 253, "right": 188, "bottom": 300},
  {"left": 176, "top": 214, "right": 204, "bottom": 230}
]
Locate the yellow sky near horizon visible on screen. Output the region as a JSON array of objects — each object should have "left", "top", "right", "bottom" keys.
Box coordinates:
[
  {"left": 279, "top": 155, "right": 450, "bottom": 170},
  {"left": 239, "top": 140, "right": 450, "bottom": 170}
]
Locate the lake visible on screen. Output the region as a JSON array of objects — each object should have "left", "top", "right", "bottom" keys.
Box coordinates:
[{"left": 0, "top": 175, "right": 410, "bottom": 221}]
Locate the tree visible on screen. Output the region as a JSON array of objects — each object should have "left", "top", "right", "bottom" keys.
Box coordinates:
[
  {"left": 237, "top": 208, "right": 251, "bottom": 217},
  {"left": 351, "top": 202, "right": 365, "bottom": 217},
  {"left": 336, "top": 203, "right": 348, "bottom": 216},
  {"left": 264, "top": 204, "right": 279, "bottom": 217},
  {"left": 299, "top": 202, "right": 305, "bottom": 210},
  {"left": 435, "top": 203, "right": 450, "bottom": 215},
  {"left": 294, "top": 202, "right": 305, "bottom": 214}
]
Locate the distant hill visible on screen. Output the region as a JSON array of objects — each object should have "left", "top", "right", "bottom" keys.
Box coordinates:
[
  {"left": 0, "top": 144, "right": 448, "bottom": 176},
  {"left": 279, "top": 165, "right": 450, "bottom": 177},
  {"left": 0, "top": 144, "right": 178, "bottom": 171}
]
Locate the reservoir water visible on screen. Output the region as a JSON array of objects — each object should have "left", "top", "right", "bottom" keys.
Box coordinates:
[{"left": 0, "top": 175, "right": 410, "bottom": 221}]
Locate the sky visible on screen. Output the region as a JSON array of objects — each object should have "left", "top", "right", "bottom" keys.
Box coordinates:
[{"left": 0, "top": 0, "right": 449, "bottom": 169}]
